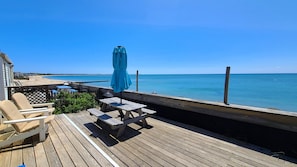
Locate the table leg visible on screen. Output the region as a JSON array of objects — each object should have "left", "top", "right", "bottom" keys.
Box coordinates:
[
  {"left": 138, "top": 109, "right": 148, "bottom": 127},
  {"left": 100, "top": 103, "right": 107, "bottom": 111},
  {"left": 117, "top": 111, "right": 131, "bottom": 137},
  {"left": 123, "top": 111, "right": 130, "bottom": 120},
  {"left": 119, "top": 109, "right": 124, "bottom": 120},
  {"left": 100, "top": 103, "right": 104, "bottom": 110}
]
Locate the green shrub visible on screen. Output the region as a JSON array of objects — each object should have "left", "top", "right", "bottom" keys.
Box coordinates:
[{"left": 53, "top": 92, "right": 96, "bottom": 114}]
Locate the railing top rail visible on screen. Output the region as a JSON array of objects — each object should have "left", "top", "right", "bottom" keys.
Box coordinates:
[{"left": 7, "top": 84, "right": 62, "bottom": 88}]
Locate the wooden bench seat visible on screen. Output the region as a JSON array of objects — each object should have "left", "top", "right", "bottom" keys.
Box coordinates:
[
  {"left": 141, "top": 108, "right": 157, "bottom": 115},
  {"left": 87, "top": 108, "right": 124, "bottom": 130}
]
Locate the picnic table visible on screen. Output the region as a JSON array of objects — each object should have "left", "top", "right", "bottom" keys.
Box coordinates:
[
  {"left": 56, "top": 85, "right": 71, "bottom": 91},
  {"left": 88, "top": 97, "right": 156, "bottom": 137},
  {"left": 56, "top": 85, "right": 77, "bottom": 93}
]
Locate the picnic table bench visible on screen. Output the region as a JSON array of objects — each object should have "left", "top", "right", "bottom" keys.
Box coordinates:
[{"left": 87, "top": 108, "right": 123, "bottom": 130}]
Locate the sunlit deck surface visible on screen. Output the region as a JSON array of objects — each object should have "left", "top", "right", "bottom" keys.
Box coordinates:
[{"left": 1, "top": 110, "right": 296, "bottom": 167}]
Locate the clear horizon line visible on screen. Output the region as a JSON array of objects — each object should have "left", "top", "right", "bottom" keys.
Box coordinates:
[{"left": 29, "top": 72, "right": 297, "bottom": 76}]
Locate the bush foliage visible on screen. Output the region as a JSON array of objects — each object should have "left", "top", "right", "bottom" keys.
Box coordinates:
[{"left": 53, "top": 92, "right": 96, "bottom": 114}]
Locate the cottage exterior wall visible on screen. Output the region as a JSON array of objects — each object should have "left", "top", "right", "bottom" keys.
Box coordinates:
[{"left": 0, "top": 52, "right": 13, "bottom": 100}]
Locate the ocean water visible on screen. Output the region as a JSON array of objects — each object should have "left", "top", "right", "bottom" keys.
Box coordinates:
[{"left": 45, "top": 74, "right": 297, "bottom": 112}]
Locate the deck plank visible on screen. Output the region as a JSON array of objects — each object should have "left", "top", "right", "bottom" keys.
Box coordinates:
[
  {"left": 130, "top": 127, "right": 202, "bottom": 166},
  {"left": 122, "top": 136, "right": 175, "bottom": 167},
  {"left": 10, "top": 145, "right": 23, "bottom": 167},
  {"left": 161, "top": 120, "right": 280, "bottom": 167},
  {"left": 147, "top": 116, "right": 284, "bottom": 167},
  {"left": 48, "top": 120, "right": 75, "bottom": 167},
  {"left": 22, "top": 145, "right": 36, "bottom": 167},
  {"left": 129, "top": 122, "right": 228, "bottom": 167},
  {"left": 0, "top": 149, "right": 11, "bottom": 167},
  {"left": 129, "top": 134, "right": 185, "bottom": 167},
  {"left": 56, "top": 115, "right": 113, "bottom": 167},
  {"left": 137, "top": 119, "right": 251, "bottom": 166},
  {"left": 42, "top": 133, "right": 62, "bottom": 167},
  {"left": 54, "top": 116, "right": 99, "bottom": 166},
  {"left": 50, "top": 118, "right": 88, "bottom": 166},
  {"left": 34, "top": 141, "right": 49, "bottom": 167}
]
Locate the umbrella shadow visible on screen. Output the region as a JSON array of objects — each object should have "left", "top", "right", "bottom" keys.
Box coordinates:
[
  {"left": 84, "top": 122, "right": 119, "bottom": 146},
  {"left": 110, "top": 102, "right": 126, "bottom": 106},
  {"left": 116, "top": 122, "right": 156, "bottom": 142},
  {"left": 84, "top": 121, "right": 141, "bottom": 145}
]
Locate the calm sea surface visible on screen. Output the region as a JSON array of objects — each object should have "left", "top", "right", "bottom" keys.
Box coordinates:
[{"left": 45, "top": 74, "right": 297, "bottom": 112}]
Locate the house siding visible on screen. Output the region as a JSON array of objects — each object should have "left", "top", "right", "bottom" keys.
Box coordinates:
[{"left": 0, "top": 52, "right": 13, "bottom": 100}]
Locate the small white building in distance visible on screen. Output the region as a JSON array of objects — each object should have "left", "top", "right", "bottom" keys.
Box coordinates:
[{"left": 0, "top": 52, "right": 14, "bottom": 100}]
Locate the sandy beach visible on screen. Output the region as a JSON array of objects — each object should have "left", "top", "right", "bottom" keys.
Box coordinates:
[{"left": 15, "top": 75, "right": 66, "bottom": 86}]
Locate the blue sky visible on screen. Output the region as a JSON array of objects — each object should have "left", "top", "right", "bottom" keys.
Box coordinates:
[{"left": 1, "top": 0, "right": 297, "bottom": 74}]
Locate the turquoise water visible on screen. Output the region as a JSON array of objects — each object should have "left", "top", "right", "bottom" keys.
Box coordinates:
[{"left": 45, "top": 74, "right": 297, "bottom": 112}]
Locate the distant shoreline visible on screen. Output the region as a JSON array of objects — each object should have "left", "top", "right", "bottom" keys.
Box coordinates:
[{"left": 15, "top": 75, "right": 65, "bottom": 86}]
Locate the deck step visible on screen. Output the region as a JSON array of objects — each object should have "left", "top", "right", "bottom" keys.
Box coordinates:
[{"left": 87, "top": 108, "right": 123, "bottom": 130}]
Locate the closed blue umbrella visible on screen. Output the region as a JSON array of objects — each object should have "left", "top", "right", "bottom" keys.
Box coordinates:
[{"left": 111, "top": 46, "right": 132, "bottom": 102}]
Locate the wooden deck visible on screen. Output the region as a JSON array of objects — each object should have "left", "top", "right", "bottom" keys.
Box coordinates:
[{"left": 1, "top": 110, "right": 297, "bottom": 167}]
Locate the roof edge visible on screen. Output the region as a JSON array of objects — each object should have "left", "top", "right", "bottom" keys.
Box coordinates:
[{"left": 0, "top": 52, "right": 13, "bottom": 64}]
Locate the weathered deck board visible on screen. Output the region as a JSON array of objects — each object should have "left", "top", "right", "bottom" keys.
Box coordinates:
[
  {"left": 34, "top": 141, "right": 49, "bottom": 167},
  {"left": 23, "top": 143, "right": 37, "bottom": 167},
  {"left": 148, "top": 118, "right": 285, "bottom": 167},
  {"left": 52, "top": 119, "right": 88, "bottom": 166},
  {"left": 51, "top": 119, "right": 80, "bottom": 166},
  {"left": 55, "top": 115, "right": 113, "bottom": 167},
  {"left": 131, "top": 119, "right": 238, "bottom": 166},
  {"left": 128, "top": 123, "right": 226, "bottom": 166},
  {"left": 10, "top": 146, "right": 22, "bottom": 167},
  {"left": 142, "top": 120, "right": 258, "bottom": 166},
  {"left": 0, "top": 149, "right": 11, "bottom": 167},
  {"left": 42, "top": 133, "right": 62, "bottom": 167},
  {"left": 54, "top": 116, "right": 98, "bottom": 166},
  {"left": 47, "top": 120, "right": 75, "bottom": 167},
  {"left": 126, "top": 138, "right": 176, "bottom": 167},
  {"left": 0, "top": 110, "right": 296, "bottom": 167}
]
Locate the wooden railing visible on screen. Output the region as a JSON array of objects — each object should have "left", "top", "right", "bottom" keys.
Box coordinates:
[
  {"left": 6, "top": 83, "right": 106, "bottom": 104},
  {"left": 7, "top": 84, "right": 61, "bottom": 104}
]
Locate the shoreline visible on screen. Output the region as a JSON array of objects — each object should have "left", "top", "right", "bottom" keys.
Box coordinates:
[{"left": 15, "top": 75, "right": 66, "bottom": 86}]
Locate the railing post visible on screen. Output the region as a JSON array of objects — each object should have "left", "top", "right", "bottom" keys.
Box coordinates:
[
  {"left": 136, "top": 70, "right": 139, "bottom": 92},
  {"left": 7, "top": 87, "right": 12, "bottom": 100},
  {"left": 46, "top": 86, "right": 50, "bottom": 101},
  {"left": 224, "top": 66, "right": 231, "bottom": 105}
]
